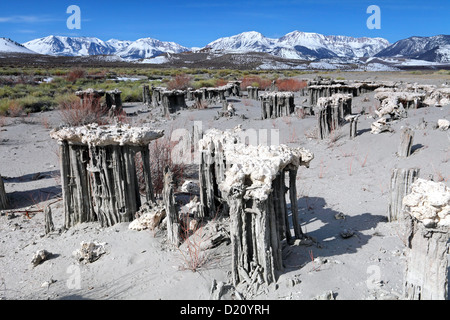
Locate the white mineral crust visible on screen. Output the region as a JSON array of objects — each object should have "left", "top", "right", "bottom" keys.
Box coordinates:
[
  {"left": 199, "top": 127, "right": 313, "bottom": 201},
  {"left": 403, "top": 179, "right": 450, "bottom": 227},
  {"left": 50, "top": 123, "right": 164, "bottom": 147}
]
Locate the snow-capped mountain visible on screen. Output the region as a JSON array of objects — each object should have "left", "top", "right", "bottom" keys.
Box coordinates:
[
  {"left": 375, "top": 35, "right": 450, "bottom": 63},
  {"left": 22, "top": 35, "right": 189, "bottom": 60},
  {"left": 207, "top": 31, "right": 277, "bottom": 54},
  {"left": 2, "top": 31, "right": 447, "bottom": 64},
  {"left": 116, "top": 38, "right": 189, "bottom": 60},
  {"left": 206, "top": 31, "right": 390, "bottom": 60},
  {"left": 0, "top": 37, "right": 35, "bottom": 54},
  {"left": 23, "top": 35, "right": 115, "bottom": 56},
  {"left": 106, "top": 39, "right": 133, "bottom": 52}
]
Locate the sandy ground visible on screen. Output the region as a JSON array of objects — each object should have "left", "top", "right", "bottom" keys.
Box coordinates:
[{"left": 0, "top": 72, "right": 449, "bottom": 301}]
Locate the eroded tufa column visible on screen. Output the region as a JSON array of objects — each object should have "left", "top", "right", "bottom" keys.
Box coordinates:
[{"left": 51, "top": 123, "right": 164, "bottom": 228}]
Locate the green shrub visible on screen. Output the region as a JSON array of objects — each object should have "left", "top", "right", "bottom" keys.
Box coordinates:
[{"left": 121, "top": 87, "right": 142, "bottom": 102}]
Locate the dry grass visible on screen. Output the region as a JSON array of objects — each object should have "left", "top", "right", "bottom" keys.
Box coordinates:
[
  {"left": 135, "top": 136, "right": 187, "bottom": 198},
  {"left": 58, "top": 95, "right": 109, "bottom": 127},
  {"left": 5, "top": 100, "right": 24, "bottom": 118},
  {"left": 178, "top": 217, "right": 211, "bottom": 272}
]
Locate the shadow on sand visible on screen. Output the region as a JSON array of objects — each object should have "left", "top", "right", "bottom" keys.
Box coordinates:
[{"left": 280, "top": 196, "right": 387, "bottom": 274}]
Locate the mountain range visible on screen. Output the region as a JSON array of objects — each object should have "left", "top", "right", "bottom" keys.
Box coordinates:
[
  {"left": 1, "top": 31, "right": 449, "bottom": 64},
  {"left": 206, "top": 31, "right": 390, "bottom": 61}
]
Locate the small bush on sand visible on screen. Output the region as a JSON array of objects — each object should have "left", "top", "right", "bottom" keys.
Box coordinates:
[
  {"left": 167, "top": 73, "right": 192, "bottom": 90},
  {"left": 136, "top": 136, "right": 187, "bottom": 198},
  {"left": 58, "top": 95, "right": 108, "bottom": 127}
]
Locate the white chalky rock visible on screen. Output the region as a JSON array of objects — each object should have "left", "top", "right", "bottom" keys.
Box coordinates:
[
  {"left": 371, "top": 117, "right": 392, "bottom": 134},
  {"left": 50, "top": 123, "right": 164, "bottom": 147},
  {"left": 403, "top": 179, "right": 450, "bottom": 227},
  {"left": 185, "top": 196, "right": 201, "bottom": 215},
  {"left": 129, "top": 203, "right": 166, "bottom": 231},
  {"left": 73, "top": 242, "right": 107, "bottom": 263},
  {"left": 31, "top": 249, "right": 51, "bottom": 267},
  {"left": 437, "top": 119, "right": 449, "bottom": 131},
  {"left": 423, "top": 88, "right": 450, "bottom": 106},
  {"left": 181, "top": 180, "right": 200, "bottom": 194}
]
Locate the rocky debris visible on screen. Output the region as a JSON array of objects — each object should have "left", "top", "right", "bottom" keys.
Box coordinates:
[
  {"left": 198, "top": 218, "right": 231, "bottom": 251},
  {"left": 313, "top": 290, "right": 336, "bottom": 300},
  {"left": 437, "top": 119, "right": 449, "bottom": 131},
  {"left": 226, "top": 103, "right": 236, "bottom": 117},
  {"left": 423, "top": 88, "right": 450, "bottom": 107},
  {"left": 73, "top": 242, "right": 106, "bottom": 264},
  {"left": 41, "top": 278, "right": 57, "bottom": 289},
  {"left": 286, "top": 275, "right": 302, "bottom": 288},
  {"left": 375, "top": 91, "right": 425, "bottom": 116},
  {"left": 210, "top": 280, "right": 244, "bottom": 300},
  {"left": 129, "top": 202, "right": 166, "bottom": 231},
  {"left": 402, "top": 179, "right": 450, "bottom": 228},
  {"left": 31, "top": 250, "right": 51, "bottom": 267},
  {"left": 371, "top": 117, "right": 394, "bottom": 134},
  {"left": 180, "top": 180, "right": 200, "bottom": 194},
  {"left": 339, "top": 229, "right": 355, "bottom": 239},
  {"left": 184, "top": 196, "right": 201, "bottom": 216}
]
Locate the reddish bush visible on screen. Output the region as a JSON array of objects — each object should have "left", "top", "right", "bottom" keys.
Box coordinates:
[
  {"left": 58, "top": 95, "right": 108, "bottom": 126},
  {"left": 135, "top": 136, "right": 187, "bottom": 197},
  {"left": 167, "top": 73, "right": 192, "bottom": 90},
  {"left": 240, "top": 76, "right": 272, "bottom": 90},
  {"left": 276, "top": 78, "right": 307, "bottom": 92},
  {"left": 215, "top": 79, "right": 228, "bottom": 87},
  {"left": 66, "top": 68, "right": 86, "bottom": 82}
]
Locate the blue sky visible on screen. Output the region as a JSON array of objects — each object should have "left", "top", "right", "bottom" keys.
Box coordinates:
[{"left": 0, "top": 0, "right": 448, "bottom": 47}]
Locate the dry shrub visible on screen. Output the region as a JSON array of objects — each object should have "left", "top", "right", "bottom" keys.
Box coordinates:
[
  {"left": 242, "top": 99, "right": 253, "bottom": 107},
  {"left": 276, "top": 78, "right": 307, "bottom": 92},
  {"left": 296, "top": 107, "right": 306, "bottom": 119},
  {"left": 193, "top": 100, "right": 209, "bottom": 110},
  {"left": 136, "top": 136, "right": 187, "bottom": 197},
  {"left": 215, "top": 79, "right": 228, "bottom": 87},
  {"left": 58, "top": 95, "right": 109, "bottom": 127},
  {"left": 167, "top": 74, "right": 192, "bottom": 90},
  {"left": 178, "top": 217, "right": 210, "bottom": 272},
  {"left": 240, "top": 76, "right": 272, "bottom": 90},
  {"left": 7, "top": 100, "right": 24, "bottom": 117},
  {"left": 66, "top": 68, "right": 86, "bottom": 83}
]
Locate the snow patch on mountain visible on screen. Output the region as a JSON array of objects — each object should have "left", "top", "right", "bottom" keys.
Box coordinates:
[
  {"left": 23, "top": 35, "right": 115, "bottom": 56},
  {"left": 116, "top": 38, "right": 189, "bottom": 60},
  {"left": 0, "top": 38, "right": 35, "bottom": 54},
  {"left": 206, "top": 31, "right": 390, "bottom": 61}
]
